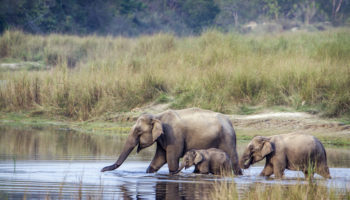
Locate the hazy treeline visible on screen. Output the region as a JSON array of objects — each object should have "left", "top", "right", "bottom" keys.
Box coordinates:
[{"left": 0, "top": 0, "right": 349, "bottom": 36}]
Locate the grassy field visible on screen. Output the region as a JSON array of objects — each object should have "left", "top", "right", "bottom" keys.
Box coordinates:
[{"left": 0, "top": 29, "right": 349, "bottom": 120}]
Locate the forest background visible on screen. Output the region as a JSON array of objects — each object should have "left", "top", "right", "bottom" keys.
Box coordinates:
[{"left": 1, "top": 0, "right": 349, "bottom": 36}]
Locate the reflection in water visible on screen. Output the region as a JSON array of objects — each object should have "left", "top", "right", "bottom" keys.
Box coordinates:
[
  {"left": 326, "top": 147, "right": 350, "bottom": 168},
  {"left": 1, "top": 126, "right": 349, "bottom": 167},
  {"left": 115, "top": 181, "right": 212, "bottom": 200},
  {"left": 154, "top": 178, "right": 215, "bottom": 200},
  {"left": 0, "top": 125, "right": 349, "bottom": 199},
  {"left": 0, "top": 126, "right": 155, "bottom": 161},
  {"left": 119, "top": 185, "right": 134, "bottom": 200}
]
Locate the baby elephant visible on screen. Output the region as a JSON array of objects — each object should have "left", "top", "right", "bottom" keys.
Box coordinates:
[
  {"left": 240, "top": 133, "right": 331, "bottom": 179},
  {"left": 175, "top": 148, "right": 232, "bottom": 175}
]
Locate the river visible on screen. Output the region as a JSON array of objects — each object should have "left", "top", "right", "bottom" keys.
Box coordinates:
[{"left": 0, "top": 126, "right": 349, "bottom": 199}]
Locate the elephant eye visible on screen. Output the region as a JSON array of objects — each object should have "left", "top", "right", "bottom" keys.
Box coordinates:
[{"left": 249, "top": 147, "right": 256, "bottom": 154}]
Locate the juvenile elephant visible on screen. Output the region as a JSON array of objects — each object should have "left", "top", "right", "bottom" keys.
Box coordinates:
[
  {"left": 101, "top": 108, "right": 242, "bottom": 175},
  {"left": 239, "top": 133, "right": 331, "bottom": 179},
  {"left": 175, "top": 148, "right": 232, "bottom": 175}
]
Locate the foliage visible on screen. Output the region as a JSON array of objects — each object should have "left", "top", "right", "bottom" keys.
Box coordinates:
[
  {"left": 211, "top": 180, "right": 350, "bottom": 200},
  {"left": 0, "top": 0, "right": 349, "bottom": 35},
  {"left": 179, "top": 0, "right": 220, "bottom": 32}
]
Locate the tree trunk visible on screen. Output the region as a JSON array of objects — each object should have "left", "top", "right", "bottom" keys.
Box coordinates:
[
  {"left": 332, "top": 0, "right": 343, "bottom": 23},
  {"left": 233, "top": 11, "right": 238, "bottom": 26},
  {"left": 303, "top": 0, "right": 316, "bottom": 25}
]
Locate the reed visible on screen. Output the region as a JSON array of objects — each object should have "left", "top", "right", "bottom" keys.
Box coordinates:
[
  {"left": 0, "top": 29, "right": 349, "bottom": 120},
  {"left": 210, "top": 179, "right": 350, "bottom": 200}
]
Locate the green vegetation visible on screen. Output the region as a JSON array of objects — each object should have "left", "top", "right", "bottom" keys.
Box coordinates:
[
  {"left": 0, "top": 112, "right": 132, "bottom": 135},
  {"left": 211, "top": 180, "right": 350, "bottom": 200},
  {"left": 0, "top": 29, "right": 349, "bottom": 121}
]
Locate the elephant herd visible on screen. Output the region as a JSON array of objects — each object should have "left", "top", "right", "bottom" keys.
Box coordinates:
[{"left": 101, "top": 108, "right": 331, "bottom": 179}]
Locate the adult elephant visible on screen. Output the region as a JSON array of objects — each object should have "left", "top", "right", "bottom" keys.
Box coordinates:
[{"left": 101, "top": 108, "right": 242, "bottom": 175}]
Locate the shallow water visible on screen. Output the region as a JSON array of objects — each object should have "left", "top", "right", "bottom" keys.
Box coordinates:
[{"left": 0, "top": 126, "right": 349, "bottom": 199}]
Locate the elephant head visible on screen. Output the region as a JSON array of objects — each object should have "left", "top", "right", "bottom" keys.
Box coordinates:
[
  {"left": 239, "top": 136, "right": 273, "bottom": 169},
  {"left": 101, "top": 114, "right": 163, "bottom": 172},
  {"left": 175, "top": 150, "right": 203, "bottom": 174}
]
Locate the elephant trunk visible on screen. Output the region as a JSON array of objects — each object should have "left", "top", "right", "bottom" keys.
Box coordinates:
[
  {"left": 239, "top": 151, "right": 252, "bottom": 169},
  {"left": 101, "top": 133, "right": 138, "bottom": 172},
  {"left": 174, "top": 162, "right": 185, "bottom": 174}
]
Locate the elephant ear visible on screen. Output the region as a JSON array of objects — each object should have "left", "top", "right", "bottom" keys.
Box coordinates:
[
  {"left": 194, "top": 151, "right": 203, "bottom": 165},
  {"left": 151, "top": 119, "right": 163, "bottom": 142},
  {"left": 261, "top": 141, "right": 273, "bottom": 157}
]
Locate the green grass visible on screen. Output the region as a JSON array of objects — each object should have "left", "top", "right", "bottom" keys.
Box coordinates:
[
  {"left": 0, "top": 112, "right": 132, "bottom": 135},
  {"left": 0, "top": 29, "right": 350, "bottom": 120},
  {"left": 237, "top": 105, "right": 263, "bottom": 115},
  {"left": 155, "top": 93, "right": 172, "bottom": 104}
]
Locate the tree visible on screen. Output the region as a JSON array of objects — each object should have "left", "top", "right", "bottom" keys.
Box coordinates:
[
  {"left": 332, "top": 0, "right": 344, "bottom": 23},
  {"left": 301, "top": 0, "right": 317, "bottom": 25},
  {"left": 263, "top": 0, "right": 280, "bottom": 20},
  {"left": 216, "top": 0, "right": 240, "bottom": 26},
  {"left": 179, "top": 0, "right": 220, "bottom": 32}
]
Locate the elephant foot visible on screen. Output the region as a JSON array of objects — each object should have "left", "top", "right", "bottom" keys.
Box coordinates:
[
  {"left": 273, "top": 174, "right": 284, "bottom": 179},
  {"left": 146, "top": 166, "right": 157, "bottom": 173},
  {"left": 193, "top": 168, "right": 200, "bottom": 173},
  {"left": 259, "top": 172, "right": 272, "bottom": 178},
  {"left": 234, "top": 168, "right": 243, "bottom": 176},
  {"left": 169, "top": 171, "right": 178, "bottom": 176},
  {"left": 101, "top": 164, "right": 119, "bottom": 172}
]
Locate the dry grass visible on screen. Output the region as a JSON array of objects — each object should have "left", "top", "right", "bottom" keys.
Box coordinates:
[
  {"left": 210, "top": 179, "right": 350, "bottom": 200},
  {"left": 0, "top": 29, "right": 349, "bottom": 120}
]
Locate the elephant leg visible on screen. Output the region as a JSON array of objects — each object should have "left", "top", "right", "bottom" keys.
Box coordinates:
[
  {"left": 260, "top": 163, "right": 273, "bottom": 177},
  {"left": 273, "top": 163, "right": 285, "bottom": 179},
  {"left": 166, "top": 146, "right": 181, "bottom": 174},
  {"left": 303, "top": 170, "right": 308, "bottom": 178},
  {"left": 303, "top": 170, "right": 314, "bottom": 179},
  {"left": 198, "top": 163, "right": 210, "bottom": 174},
  {"left": 146, "top": 143, "right": 167, "bottom": 173},
  {"left": 193, "top": 166, "right": 200, "bottom": 173},
  {"left": 219, "top": 143, "right": 242, "bottom": 175}
]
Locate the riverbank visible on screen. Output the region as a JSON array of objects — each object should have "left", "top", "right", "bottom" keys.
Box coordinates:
[{"left": 1, "top": 106, "right": 349, "bottom": 146}]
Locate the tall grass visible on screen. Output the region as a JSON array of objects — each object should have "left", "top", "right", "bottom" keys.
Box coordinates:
[
  {"left": 0, "top": 29, "right": 349, "bottom": 120},
  {"left": 210, "top": 180, "right": 350, "bottom": 200}
]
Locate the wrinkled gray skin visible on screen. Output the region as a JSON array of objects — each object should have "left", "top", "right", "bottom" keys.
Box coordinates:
[
  {"left": 240, "top": 133, "right": 331, "bottom": 179},
  {"left": 101, "top": 108, "right": 242, "bottom": 175},
  {"left": 175, "top": 148, "right": 232, "bottom": 175}
]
